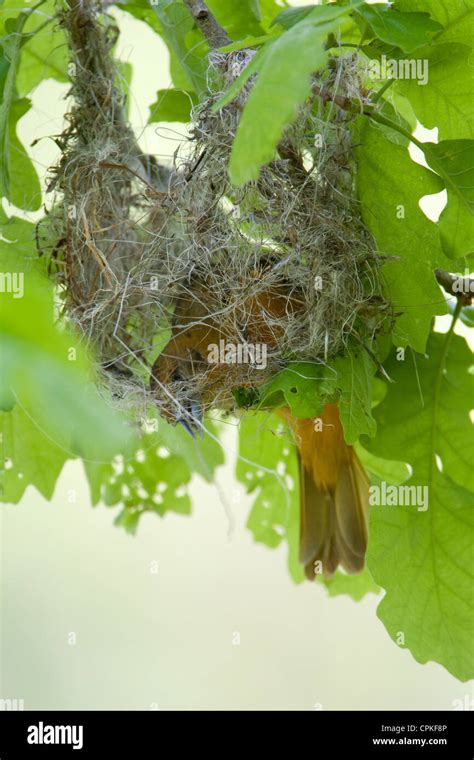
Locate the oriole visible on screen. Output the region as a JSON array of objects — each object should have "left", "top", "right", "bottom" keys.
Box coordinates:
[{"left": 151, "top": 279, "right": 369, "bottom": 579}]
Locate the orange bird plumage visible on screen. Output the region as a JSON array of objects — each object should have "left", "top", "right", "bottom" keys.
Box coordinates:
[
  {"left": 151, "top": 278, "right": 369, "bottom": 579},
  {"left": 278, "top": 404, "right": 368, "bottom": 579}
]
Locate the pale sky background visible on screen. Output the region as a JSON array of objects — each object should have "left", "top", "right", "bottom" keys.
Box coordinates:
[{"left": 1, "top": 0, "right": 473, "bottom": 710}]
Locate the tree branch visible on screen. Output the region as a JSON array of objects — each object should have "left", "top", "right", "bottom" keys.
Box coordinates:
[
  {"left": 435, "top": 269, "right": 474, "bottom": 306},
  {"left": 184, "top": 0, "right": 230, "bottom": 50},
  {"left": 311, "top": 82, "right": 426, "bottom": 151}
]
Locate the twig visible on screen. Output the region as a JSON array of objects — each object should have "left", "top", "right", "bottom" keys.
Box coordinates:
[
  {"left": 184, "top": 0, "right": 230, "bottom": 49},
  {"left": 311, "top": 82, "right": 426, "bottom": 152},
  {"left": 98, "top": 161, "right": 168, "bottom": 196},
  {"left": 350, "top": 329, "right": 394, "bottom": 383},
  {"left": 81, "top": 211, "right": 117, "bottom": 288},
  {"left": 312, "top": 82, "right": 354, "bottom": 112},
  {"left": 435, "top": 269, "right": 473, "bottom": 306}
]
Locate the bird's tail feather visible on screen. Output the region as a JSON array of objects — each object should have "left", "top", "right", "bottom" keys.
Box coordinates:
[
  {"left": 279, "top": 404, "right": 369, "bottom": 579},
  {"left": 300, "top": 448, "right": 368, "bottom": 579}
]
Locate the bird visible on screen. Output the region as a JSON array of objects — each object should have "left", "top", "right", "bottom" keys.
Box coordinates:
[
  {"left": 277, "top": 403, "right": 368, "bottom": 579},
  {"left": 150, "top": 274, "right": 369, "bottom": 579}
]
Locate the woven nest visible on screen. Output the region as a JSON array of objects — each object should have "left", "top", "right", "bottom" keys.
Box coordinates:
[{"left": 46, "top": 5, "right": 389, "bottom": 424}]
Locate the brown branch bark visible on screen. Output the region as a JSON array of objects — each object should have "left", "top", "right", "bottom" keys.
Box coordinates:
[
  {"left": 184, "top": 0, "right": 230, "bottom": 49},
  {"left": 435, "top": 269, "right": 474, "bottom": 306}
]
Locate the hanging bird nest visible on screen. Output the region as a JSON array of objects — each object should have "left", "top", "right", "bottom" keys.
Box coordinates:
[{"left": 46, "top": 2, "right": 389, "bottom": 424}]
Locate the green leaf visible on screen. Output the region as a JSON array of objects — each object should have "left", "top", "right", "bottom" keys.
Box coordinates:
[
  {"left": 0, "top": 403, "right": 69, "bottom": 503},
  {"left": 321, "top": 566, "right": 380, "bottom": 601},
  {"left": 85, "top": 444, "right": 192, "bottom": 532},
  {"left": 260, "top": 362, "right": 325, "bottom": 418},
  {"left": 148, "top": 88, "right": 197, "bottom": 123},
  {"left": 395, "top": 43, "right": 474, "bottom": 141},
  {"left": 0, "top": 249, "right": 134, "bottom": 463},
  {"left": 424, "top": 140, "right": 474, "bottom": 211},
  {"left": 367, "top": 333, "right": 474, "bottom": 492},
  {"left": 423, "top": 139, "right": 474, "bottom": 259},
  {"left": 228, "top": 4, "right": 355, "bottom": 186},
  {"left": 272, "top": 3, "right": 358, "bottom": 32},
  {"left": 438, "top": 194, "right": 474, "bottom": 261},
  {"left": 0, "top": 10, "right": 27, "bottom": 200},
  {"left": 259, "top": 0, "right": 290, "bottom": 31},
  {"left": 84, "top": 416, "right": 224, "bottom": 532},
  {"left": 150, "top": 0, "right": 208, "bottom": 96},
  {"left": 122, "top": 1, "right": 205, "bottom": 92},
  {"left": 119, "top": 0, "right": 162, "bottom": 35},
  {"left": 168, "top": 47, "right": 194, "bottom": 91},
  {"left": 16, "top": 0, "right": 68, "bottom": 95},
  {"left": 395, "top": 0, "right": 474, "bottom": 48},
  {"left": 259, "top": 344, "right": 376, "bottom": 444},
  {"left": 121, "top": 1, "right": 194, "bottom": 90},
  {"left": 237, "top": 412, "right": 304, "bottom": 583},
  {"left": 356, "top": 4, "right": 443, "bottom": 52},
  {"left": 207, "top": 0, "right": 263, "bottom": 39},
  {"left": 271, "top": 5, "right": 314, "bottom": 30},
  {"left": 356, "top": 444, "right": 411, "bottom": 486},
  {"left": 218, "top": 33, "right": 275, "bottom": 53},
  {"left": 330, "top": 348, "right": 377, "bottom": 445},
  {"left": 0, "top": 205, "right": 36, "bottom": 252},
  {"left": 155, "top": 417, "right": 224, "bottom": 482},
  {"left": 5, "top": 97, "right": 41, "bottom": 210},
  {"left": 364, "top": 331, "right": 474, "bottom": 680},
  {"left": 460, "top": 305, "right": 474, "bottom": 328},
  {"left": 356, "top": 122, "right": 447, "bottom": 352},
  {"left": 372, "top": 473, "right": 474, "bottom": 681},
  {"left": 0, "top": 3, "right": 46, "bottom": 209}
]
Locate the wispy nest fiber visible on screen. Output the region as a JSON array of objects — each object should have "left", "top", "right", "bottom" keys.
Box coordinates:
[{"left": 47, "top": 5, "right": 389, "bottom": 423}]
